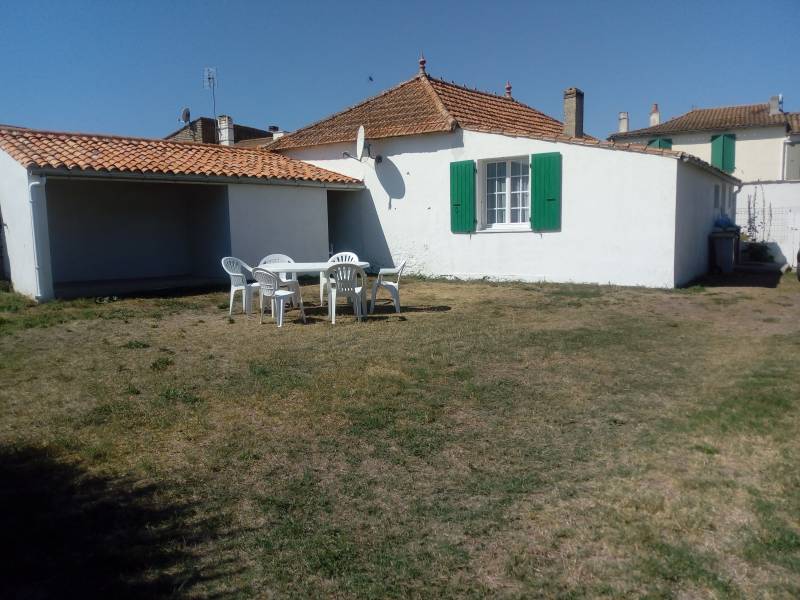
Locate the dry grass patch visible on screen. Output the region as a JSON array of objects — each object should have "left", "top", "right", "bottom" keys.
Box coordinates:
[{"left": 1, "top": 274, "right": 799, "bottom": 597}]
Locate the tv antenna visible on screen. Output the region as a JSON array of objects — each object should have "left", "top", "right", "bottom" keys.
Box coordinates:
[{"left": 203, "top": 67, "right": 218, "bottom": 118}]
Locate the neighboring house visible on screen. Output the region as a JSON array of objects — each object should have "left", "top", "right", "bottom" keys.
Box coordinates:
[
  {"left": 0, "top": 127, "right": 360, "bottom": 300},
  {"left": 609, "top": 98, "right": 800, "bottom": 182},
  {"left": 165, "top": 115, "right": 283, "bottom": 146},
  {"left": 610, "top": 99, "right": 800, "bottom": 266},
  {"left": 271, "top": 58, "right": 740, "bottom": 288}
]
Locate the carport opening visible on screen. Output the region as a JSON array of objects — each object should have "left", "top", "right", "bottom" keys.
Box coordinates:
[{"left": 46, "top": 179, "right": 230, "bottom": 298}]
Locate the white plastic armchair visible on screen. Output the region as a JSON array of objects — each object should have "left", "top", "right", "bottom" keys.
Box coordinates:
[
  {"left": 320, "top": 251, "right": 359, "bottom": 305},
  {"left": 251, "top": 267, "right": 306, "bottom": 327},
  {"left": 259, "top": 253, "right": 297, "bottom": 283},
  {"left": 221, "top": 256, "right": 259, "bottom": 315},
  {"left": 369, "top": 259, "right": 407, "bottom": 314},
  {"left": 325, "top": 262, "right": 367, "bottom": 324},
  {"left": 259, "top": 253, "right": 301, "bottom": 307}
]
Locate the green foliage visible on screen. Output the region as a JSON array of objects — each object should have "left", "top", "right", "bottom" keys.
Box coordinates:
[{"left": 150, "top": 357, "right": 173, "bottom": 371}]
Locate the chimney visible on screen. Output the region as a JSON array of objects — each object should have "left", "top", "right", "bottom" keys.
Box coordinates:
[
  {"left": 217, "top": 115, "right": 234, "bottom": 146},
  {"left": 618, "top": 111, "right": 629, "bottom": 133},
  {"left": 563, "top": 87, "right": 584, "bottom": 138},
  {"left": 268, "top": 125, "right": 285, "bottom": 140},
  {"left": 769, "top": 94, "right": 783, "bottom": 116},
  {"left": 504, "top": 81, "right": 512, "bottom": 99},
  {"left": 649, "top": 103, "right": 660, "bottom": 127}
]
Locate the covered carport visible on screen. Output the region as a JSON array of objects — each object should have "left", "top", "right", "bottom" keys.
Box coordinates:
[
  {"left": 46, "top": 177, "right": 230, "bottom": 297},
  {"left": 0, "top": 126, "right": 362, "bottom": 300}
]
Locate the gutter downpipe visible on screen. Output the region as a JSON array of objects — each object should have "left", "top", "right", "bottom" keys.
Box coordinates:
[{"left": 28, "top": 175, "right": 46, "bottom": 300}]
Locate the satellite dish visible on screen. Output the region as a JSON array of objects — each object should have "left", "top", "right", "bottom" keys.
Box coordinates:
[
  {"left": 180, "top": 107, "right": 191, "bottom": 124},
  {"left": 356, "top": 125, "right": 366, "bottom": 160}
]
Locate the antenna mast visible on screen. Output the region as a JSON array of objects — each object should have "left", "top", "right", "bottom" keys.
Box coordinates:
[{"left": 203, "top": 67, "right": 218, "bottom": 119}]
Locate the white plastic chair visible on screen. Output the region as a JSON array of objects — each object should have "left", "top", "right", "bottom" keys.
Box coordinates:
[
  {"left": 325, "top": 262, "right": 366, "bottom": 324},
  {"left": 320, "top": 251, "right": 359, "bottom": 305},
  {"left": 259, "top": 253, "right": 301, "bottom": 306},
  {"left": 221, "top": 256, "right": 259, "bottom": 315},
  {"left": 251, "top": 267, "right": 306, "bottom": 327},
  {"left": 369, "top": 259, "right": 407, "bottom": 314}
]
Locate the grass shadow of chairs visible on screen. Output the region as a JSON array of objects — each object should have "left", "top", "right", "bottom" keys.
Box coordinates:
[
  {"left": 299, "top": 302, "right": 452, "bottom": 323},
  {"left": 0, "top": 446, "right": 243, "bottom": 599}
]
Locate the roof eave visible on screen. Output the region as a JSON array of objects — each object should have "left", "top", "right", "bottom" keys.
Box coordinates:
[
  {"left": 610, "top": 121, "right": 789, "bottom": 141},
  {"left": 28, "top": 166, "right": 364, "bottom": 190}
]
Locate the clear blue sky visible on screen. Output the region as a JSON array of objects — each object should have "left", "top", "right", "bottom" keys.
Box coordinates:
[{"left": 2, "top": 0, "right": 798, "bottom": 140}]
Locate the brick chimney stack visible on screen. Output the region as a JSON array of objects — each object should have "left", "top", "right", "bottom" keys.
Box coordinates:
[
  {"left": 563, "top": 88, "right": 584, "bottom": 138},
  {"left": 649, "top": 103, "right": 660, "bottom": 127},
  {"left": 505, "top": 81, "right": 512, "bottom": 99}
]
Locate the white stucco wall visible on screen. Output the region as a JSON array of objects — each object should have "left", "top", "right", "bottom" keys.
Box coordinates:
[
  {"left": 674, "top": 162, "right": 731, "bottom": 285},
  {"left": 736, "top": 181, "right": 800, "bottom": 266},
  {"left": 622, "top": 126, "right": 787, "bottom": 182},
  {"left": 227, "top": 183, "right": 329, "bottom": 267},
  {"left": 0, "top": 150, "right": 53, "bottom": 299},
  {"left": 286, "top": 131, "right": 687, "bottom": 287}
]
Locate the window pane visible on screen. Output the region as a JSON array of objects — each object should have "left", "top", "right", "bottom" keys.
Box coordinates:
[{"left": 487, "top": 162, "right": 496, "bottom": 178}]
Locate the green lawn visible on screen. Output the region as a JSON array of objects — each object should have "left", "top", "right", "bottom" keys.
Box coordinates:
[{"left": 1, "top": 274, "right": 799, "bottom": 598}]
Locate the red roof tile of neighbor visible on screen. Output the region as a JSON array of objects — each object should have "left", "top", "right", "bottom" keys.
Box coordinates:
[
  {"left": 270, "top": 73, "right": 571, "bottom": 150},
  {"left": 0, "top": 127, "right": 360, "bottom": 184},
  {"left": 610, "top": 103, "right": 800, "bottom": 140}
]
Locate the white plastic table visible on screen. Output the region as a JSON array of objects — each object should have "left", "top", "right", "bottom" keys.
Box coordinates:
[
  {"left": 260, "top": 261, "right": 370, "bottom": 276},
  {"left": 252, "top": 261, "right": 371, "bottom": 312}
]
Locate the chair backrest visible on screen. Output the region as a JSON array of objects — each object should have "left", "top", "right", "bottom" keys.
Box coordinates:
[
  {"left": 251, "top": 268, "right": 281, "bottom": 296},
  {"left": 221, "top": 256, "right": 249, "bottom": 287},
  {"left": 329, "top": 251, "right": 359, "bottom": 264},
  {"left": 393, "top": 259, "right": 408, "bottom": 285},
  {"left": 259, "top": 253, "right": 295, "bottom": 266},
  {"left": 325, "top": 263, "right": 365, "bottom": 296}
]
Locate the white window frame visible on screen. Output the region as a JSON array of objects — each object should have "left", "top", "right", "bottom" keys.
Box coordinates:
[{"left": 477, "top": 157, "right": 531, "bottom": 231}]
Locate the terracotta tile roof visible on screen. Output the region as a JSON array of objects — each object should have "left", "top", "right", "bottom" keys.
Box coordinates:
[
  {"left": 610, "top": 103, "right": 800, "bottom": 140},
  {"left": 270, "top": 73, "right": 571, "bottom": 150},
  {"left": 0, "top": 127, "right": 360, "bottom": 185},
  {"left": 234, "top": 136, "right": 280, "bottom": 149},
  {"left": 788, "top": 113, "right": 800, "bottom": 135}
]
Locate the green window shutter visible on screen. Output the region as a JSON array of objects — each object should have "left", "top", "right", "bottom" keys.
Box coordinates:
[
  {"left": 449, "top": 160, "right": 476, "bottom": 233},
  {"left": 711, "top": 134, "right": 724, "bottom": 170},
  {"left": 722, "top": 134, "right": 735, "bottom": 173},
  {"left": 648, "top": 137, "right": 672, "bottom": 149},
  {"left": 531, "top": 152, "right": 562, "bottom": 232}
]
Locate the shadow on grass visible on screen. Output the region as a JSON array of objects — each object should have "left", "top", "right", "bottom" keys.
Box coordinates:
[
  {"left": 0, "top": 446, "right": 239, "bottom": 598},
  {"left": 692, "top": 270, "right": 782, "bottom": 289},
  {"left": 301, "top": 304, "right": 451, "bottom": 319}
]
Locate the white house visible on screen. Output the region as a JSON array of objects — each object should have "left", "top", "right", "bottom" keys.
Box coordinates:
[
  {"left": 0, "top": 60, "right": 742, "bottom": 300},
  {"left": 271, "top": 59, "right": 740, "bottom": 288},
  {"left": 0, "top": 126, "right": 361, "bottom": 300},
  {"left": 610, "top": 99, "right": 800, "bottom": 265}
]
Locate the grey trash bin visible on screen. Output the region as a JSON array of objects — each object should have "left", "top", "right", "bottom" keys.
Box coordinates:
[{"left": 710, "top": 231, "right": 737, "bottom": 274}]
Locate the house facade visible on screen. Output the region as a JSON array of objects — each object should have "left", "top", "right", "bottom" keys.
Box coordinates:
[
  {"left": 273, "top": 61, "right": 740, "bottom": 288},
  {"left": 0, "top": 127, "right": 360, "bottom": 300},
  {"left": 1, "top": 61, "right": 743, "bottom": 300},
  {"left": 610, "top": 99, "right": 800, "bottom": 265}
]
